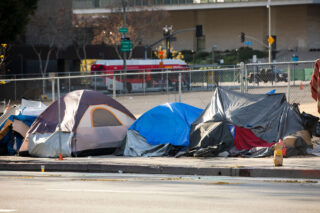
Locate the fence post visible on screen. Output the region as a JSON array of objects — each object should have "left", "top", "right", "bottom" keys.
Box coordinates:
[
  {"left": 179, "top": 72, "right": 182, "bottom": 102},
  {"left": 287, "top": 64, "right": 291, "bottom": 103},
  {"left": 51, "top": 76, "right": 55, "bottom": 102},
  {"left": 49, "top": 73, "right": 56, "bottom": 102},
  {"left": 57, "top": 78, "right": 62, "bottom": 159},
  {"left": 245, "top": 64, "right": 248, "bottom": 93},
  {"left": 233, "top": 65, "right": 236, "bottom": 85},
  {"left": 189, "top": 70, "right": 192, "bottom": 90},
  {"left": 14, "top": 75, "right": 16, "bottom": 101},
  {"left": 166, "top": 72, "right": 169, "bottom": 95},
  {"left": 113, "top": 74, "right": 116, "bottom": 98},
  {"left": 240, "top": 62, "right": 245, "bottom": 93},
  {"left": 144, "top": 69, "right": 146, "bottom": 95},
  {"left": 68, "top": 73, "right": 71, "bottom": 92}
]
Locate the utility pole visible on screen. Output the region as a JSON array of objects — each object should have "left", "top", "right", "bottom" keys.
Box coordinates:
[
  {"left": 144, "top": 27, "right": 195, "bottom": 59},
  {"left": 163, "top": 25, "right": 173, "bottom": 58},
  {"left": 122, "top": 0, "right": 127, "bottom": 92},
  {"left": 268, "top": 0, "right": 272, "bottom": 63}
]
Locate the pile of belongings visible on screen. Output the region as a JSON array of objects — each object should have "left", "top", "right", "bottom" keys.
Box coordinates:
[
  {"left": 0, "top": 99, "right": 47, "bottom": 155},
  {"left": 19, "top": 90, "right": 136, "bottom": 157},
  {"left": 187, "top": 87, "right": 317, "bottom": 158}
]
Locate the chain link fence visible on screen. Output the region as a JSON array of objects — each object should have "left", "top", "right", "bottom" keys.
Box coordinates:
[
  {"left": 0, "top": 60, "right": 317, "bottom": 117},
  {"left": 245, "top": 61, "right": 315, "bottom": 115}
]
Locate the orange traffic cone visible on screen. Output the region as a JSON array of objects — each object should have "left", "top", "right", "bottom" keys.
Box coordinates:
[
  {"left": 300, "top": 82, "right": 303, "bottom": 90},
  {"left": 58, "top": 153, "right": 64, "bottom": 161}
]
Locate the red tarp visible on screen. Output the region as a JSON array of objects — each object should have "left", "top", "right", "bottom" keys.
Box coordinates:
[{"left": 234, "top": 126, "right": 275, "bottom": 150}]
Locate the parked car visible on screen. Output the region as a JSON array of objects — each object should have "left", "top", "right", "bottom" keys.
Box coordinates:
[{"left": 248, "top": 68, "right": 288, "bottom": 83}]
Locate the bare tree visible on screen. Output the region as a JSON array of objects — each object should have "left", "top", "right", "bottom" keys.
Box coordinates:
[
  {"left": 55, "top": 11, "right": 72, "bottom": 63},
  {"left": 29, "top": 8, "right": 71, "bottom": 94},
  {"left": 71, "top": 14, "right": 95, "bottom": 72},
  {"left": 91, "top": 5, "right": 168, "bottom": 59}
]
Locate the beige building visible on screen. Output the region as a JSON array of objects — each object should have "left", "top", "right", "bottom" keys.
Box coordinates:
[
  {"left": 73, "top": 0, "right": 320, "bottom": 60},
  {"left": 165, "top": 5, "right": 320, "bottom": 52}
]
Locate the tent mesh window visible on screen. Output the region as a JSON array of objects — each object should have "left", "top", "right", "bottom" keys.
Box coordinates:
[{"left": 92, "top": 108, "right": 122, "bottom": 127}]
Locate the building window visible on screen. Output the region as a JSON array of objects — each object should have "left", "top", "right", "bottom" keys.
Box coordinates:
[{"left": 94, "top": 0, "right": 100, "bottom": 8}]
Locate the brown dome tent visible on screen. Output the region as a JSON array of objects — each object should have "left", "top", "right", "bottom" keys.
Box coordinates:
[{"left": 19, "top": 90, "right": 136, "bottom": 157}]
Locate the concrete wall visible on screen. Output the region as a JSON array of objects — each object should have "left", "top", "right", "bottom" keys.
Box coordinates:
[
  {"left": 155, "top": 5, "right": 320, "bottom": 52},
  {"left": 307, "top": 5, "right": 320, "bottom": 49}
]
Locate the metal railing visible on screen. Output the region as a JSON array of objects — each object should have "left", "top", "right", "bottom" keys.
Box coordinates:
[
  {"left": 72, "top": 0, "right": 304, "bottom": 9},
  {"left": 0, "top": 60, "right": 317, "bottom": 116},
  {"left": 245, "top": 61, "right": 315, "bottom": 114},
  {"left": 0, "top": 66, "right": 240, "bottom": 101}
]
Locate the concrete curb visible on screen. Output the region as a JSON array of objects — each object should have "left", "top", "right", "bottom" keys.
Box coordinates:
[{"left": 1, "top": 161, "right": 320, "bottom": 179}]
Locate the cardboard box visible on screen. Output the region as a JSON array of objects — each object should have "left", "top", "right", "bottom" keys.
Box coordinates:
[
  {"left": 283, "top": 135, "right": 297, "bottom": 148},
  {"left": 12, "top": 120, "right": 29, "bottom": 138},
  {"left": 296, "top": 130, "right": 312, "bottom": 145}
]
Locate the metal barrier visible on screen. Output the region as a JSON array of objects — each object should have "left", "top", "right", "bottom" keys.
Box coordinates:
[
  {"left": 245, "top": 60, "right": 316, "bottom": 115},
  {"left": 0, "top": 60, "right": 317, "bottom": 116},
  {"left": 0, "top": 66, "right": 240, "bottom": 102}
]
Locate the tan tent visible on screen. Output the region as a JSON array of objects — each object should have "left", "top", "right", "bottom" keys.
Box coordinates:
[{"left": 19, "top": 90, "right": 136, "bottom": 157}]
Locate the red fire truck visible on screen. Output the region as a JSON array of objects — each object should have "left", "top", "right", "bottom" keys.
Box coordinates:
[{"left": 90, "top": 59, "right": 189, "bottom": 92}]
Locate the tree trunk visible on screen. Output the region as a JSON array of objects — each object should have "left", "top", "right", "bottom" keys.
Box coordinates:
[
  {"left": 82, "top": 44, "right": 87, "bottom": 72},
  {"left": 114, "top": 45, "right": 122, "bottom": 59}
]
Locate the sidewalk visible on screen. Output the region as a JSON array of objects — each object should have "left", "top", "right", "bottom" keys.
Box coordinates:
[
  {"left": 1, "top": 90, "right": 319, "bottom": 179},
  {"left": 1, "top": 155, "right": 320, "bottom": 179}
]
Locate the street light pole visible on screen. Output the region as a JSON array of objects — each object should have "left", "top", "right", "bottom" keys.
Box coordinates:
[{"left": 268, "top": 0, "right": 272, "bottom": 63}]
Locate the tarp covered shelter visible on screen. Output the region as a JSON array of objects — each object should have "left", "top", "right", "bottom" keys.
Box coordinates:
[
  {"left": 20, "top": 98, "right": 47, "bottom": 116},
  {"left": 124, "top": 102, "right": 203, "bottom": 156},
  {"left": 19, "top": 90, "right": 136, "bottom": 157},
  {"left": 0, "top": 99, "right": 47, "bottom": 155},
  {"left": 0, "top": 114, "right": 37, "bottom": 155},
  {"left": 189, "top": 87, "right": 304, "bottom": 155}
]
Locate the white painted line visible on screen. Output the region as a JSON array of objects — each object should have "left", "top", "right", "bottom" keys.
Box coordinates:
[
  {"left": 0, "top": 210, "right": 16, "bottom": 212},
  {"left": 47, "top": 188, "right": 132, "bottom": 193},
  {"left": 47, "top": 188, "right": 188, "bottom": 196}
]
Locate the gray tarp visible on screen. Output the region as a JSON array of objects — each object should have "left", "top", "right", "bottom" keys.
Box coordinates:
[
  {"left": 28, "top": 132, "right": 73, "bottom": 158},
  {"left": 189, "top": 87, "right": 304, "bottom": 150},
  {"left": 124, "top": 130, "right": 172, "bottom": 157}
]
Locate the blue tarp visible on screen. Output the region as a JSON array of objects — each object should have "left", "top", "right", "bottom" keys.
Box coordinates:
[
  {"left": 0, "top": 114, "right": 37, "bottom": 129},
  {"left": 129, "top": 102, "right": 203, "bottom": 147},
  {"left": 0, "top": 114, "right": 37, "bottom": 155}
]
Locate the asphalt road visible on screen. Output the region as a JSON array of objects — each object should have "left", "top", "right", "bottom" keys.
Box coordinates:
[{"left": 0, "top": 171, "right": 319, "bottom": 213}]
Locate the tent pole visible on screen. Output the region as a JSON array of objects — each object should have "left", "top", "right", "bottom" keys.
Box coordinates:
[{"left": 240, "top": 62, "right": 245, "bottom": 93}]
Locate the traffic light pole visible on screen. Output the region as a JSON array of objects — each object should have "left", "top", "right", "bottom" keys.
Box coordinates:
[
  {"left": 163, "top": 25, "right": 172, "bottom": 59},
  {"left": 144, "top": 27, "right": 196, "bottom": 59},
  {"left": 268, "top": 0, "right": 272, "bottom": 63},
  {"left": 122, "top": 0, "right": 127, "bottom": 92}
]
